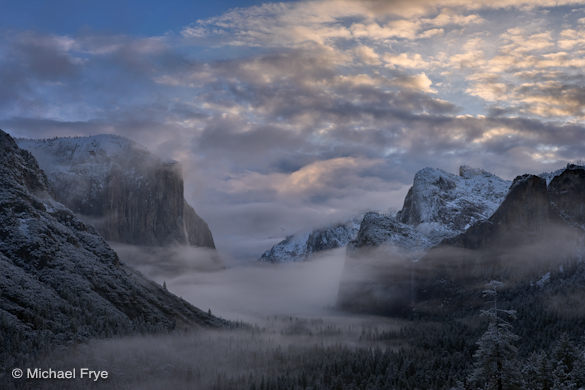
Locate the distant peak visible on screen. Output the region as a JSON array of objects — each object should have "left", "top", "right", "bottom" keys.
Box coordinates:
[
  {"left": 16, "top": 133, "right": 150, "bottom": 162},
  {"left": 565, "top": 163, "right": 585, "bottom": 171},
  {"left": 510, "top": 174, "right": 545, "bottom": 191},
  {"left": 21, "top": 133, "right": 140, "bottom": 146},
  {"left": 413, "top": 167, "right": 451, "bottom": 181},
  {"left": 458, "top": 165, "right": 494, "bottom": 178},
  {"left": 417, "top": 167, "right": 445, "bottom": 174}
]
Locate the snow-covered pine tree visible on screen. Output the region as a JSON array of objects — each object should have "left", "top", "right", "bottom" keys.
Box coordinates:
[
  {"left": 551, "top": 333, "right": 584, "bottom": 389},
  {"left": 468, "top": 280, "right": 520, "bottom": 390},
  {"left": 521, "top": 351, "right": 552, "bottom": 390}
]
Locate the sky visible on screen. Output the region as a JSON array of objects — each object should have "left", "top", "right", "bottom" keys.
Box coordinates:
[{"left": 2, "top": 0, "right": 585, "bottom": 260}]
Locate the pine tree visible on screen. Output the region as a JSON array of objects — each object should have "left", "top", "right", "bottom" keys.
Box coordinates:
[
  {"left": 521, "top": 351, "right": 552, "bottom": 390},
  {"left": 574, "top": 333, "right": 585, "bottom": 386},
  {"left": 468, "top": 281, "right": 520, "bottom": 390},
  {"left": 551, "top": 333, "right": 582, "bottom": 390}
]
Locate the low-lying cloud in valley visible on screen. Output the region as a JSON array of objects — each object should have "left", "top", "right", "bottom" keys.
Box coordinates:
[{"left": 115, "top": 245, "right": 349, "bottom": 321}]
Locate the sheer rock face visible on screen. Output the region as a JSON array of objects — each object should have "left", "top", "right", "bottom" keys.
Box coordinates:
[
  {"left": 443, "top": 174, "right": 553, "bottom": 249},
  {"left": 184, "top": 201, "right": 215, "bottom": 246},
  {"left": 16, "top": 135, "right": 214, "bottom": 248},
  {"left": 492, "top": 175, "right": 552, "bottom": 229},
  {"left": 548, "top": 164, "right": 585, "bottom": 229},
  {"left": 0, "top": 130, "right": 224, "bottom": 367}
]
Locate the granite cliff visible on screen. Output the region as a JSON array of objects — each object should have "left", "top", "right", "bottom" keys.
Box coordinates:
[{"left": 17, "top": 135, "right": 214, "bottom": 248}]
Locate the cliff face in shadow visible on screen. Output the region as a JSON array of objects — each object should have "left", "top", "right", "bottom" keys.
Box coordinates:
[
  {"left": 442, "top": 174, "right": 554, "bottom": 250},
  {"left": 548, "top": 164, "right": 585, "bottom": 229},
  {"left": 17, "top": 135, "right": 215, "bottom": 248},
  {"left": 184, "top": 201, "right": 215, "bottom": 247}
]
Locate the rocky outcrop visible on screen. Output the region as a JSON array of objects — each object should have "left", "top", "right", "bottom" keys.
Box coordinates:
[
  {"left": 16, "top": 135, "right": 214, "bottom": 248},
  {"left": 0, "top": 130, "right": 225, "bottom": 369},
  {"left": 348, "top": 166, "right": 509, "bottom": 253},
  {"left": 259, "top": 218, "right": 361, "bottom": 263},
  {"left": 351, "top": 212, "right": 431, "bottom": 249}
]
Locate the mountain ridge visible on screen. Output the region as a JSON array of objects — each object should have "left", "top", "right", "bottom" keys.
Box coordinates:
[{"left": 260, "top": 165, "right": 510, "bottom": 262}]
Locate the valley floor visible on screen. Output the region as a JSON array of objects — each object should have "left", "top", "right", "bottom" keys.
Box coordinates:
[{"left": 7, "top": 247, "right": 585, "bottom": 389}]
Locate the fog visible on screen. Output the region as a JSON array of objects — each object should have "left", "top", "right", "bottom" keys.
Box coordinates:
[
  {"left": 23, "top": 246, "right": 409, "bottom": 390},
  {"left": 112, "top": 244, "right": 352, "bottom": 322},
  {"left": 14, "top": 224, "right": 585, "bottom": 390},
  {"left": 27, "top": 313, "right": 405, "bottom": 390},
  {"left": 111, "top": 219, "right": 585, "bottom": 323},
  {"left": 336, "top": 221, "right": 585, "bottom": 316}
]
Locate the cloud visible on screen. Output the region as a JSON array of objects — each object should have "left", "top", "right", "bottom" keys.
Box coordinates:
[
  {"left": 353, "top": 45, "right": 381, "bottom": 65},
  {"left": 393, "top": 72, "right": 437, "bottom": 93},
  {"left": 384, "top": 53, "right": 429, "bottom": 69},
  {"left": 422, "top": 10, "right": 484, "bottom": 26},
  {"left": 3, "top": 0, "right": 585, "bottom": 260},
  {"left": 350, "top": 20, "right": 421, "bottom": 40}
]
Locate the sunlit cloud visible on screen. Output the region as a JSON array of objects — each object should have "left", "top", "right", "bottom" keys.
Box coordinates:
[
  {"left": 384, "top": 53, "right": 429, "bottom": 69},
  {"left": 3, "top": 0, "right": 585, "bottom": 258}
]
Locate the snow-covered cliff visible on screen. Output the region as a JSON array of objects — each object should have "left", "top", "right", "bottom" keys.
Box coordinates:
[
  {"left": 259, "top": 218, "right": 361, "bottom": 263},
  {"left": 395, "top": 165, "right": 510, "bottom": 242}
]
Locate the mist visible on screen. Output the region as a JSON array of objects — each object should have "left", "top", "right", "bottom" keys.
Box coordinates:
[
  {"left": 111, "top": 218, "right": 585, "bottom": 323},
  {"left": 26, "top": 313, "right": 406, "bottom": 390},
  {"left": 112, "top": 244, "right": 352, "bottom": 322},
  {"left": 13, "top": 225, "right": 585, "bottom": 390},
  {"left": 336, "top": 221, "right": 585, "bottom": 316},
  {"left": 19, "top": 246, "right": 411, "bottom": 390}
]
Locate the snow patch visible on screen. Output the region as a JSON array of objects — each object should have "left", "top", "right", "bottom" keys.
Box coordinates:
[{"left": 536, "top": 272, "right": 551, "bottom": 288}]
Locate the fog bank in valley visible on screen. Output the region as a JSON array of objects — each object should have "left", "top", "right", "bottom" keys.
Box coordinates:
[{"left": 113, "top": 245, "right": 352, "bottom": 322}]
